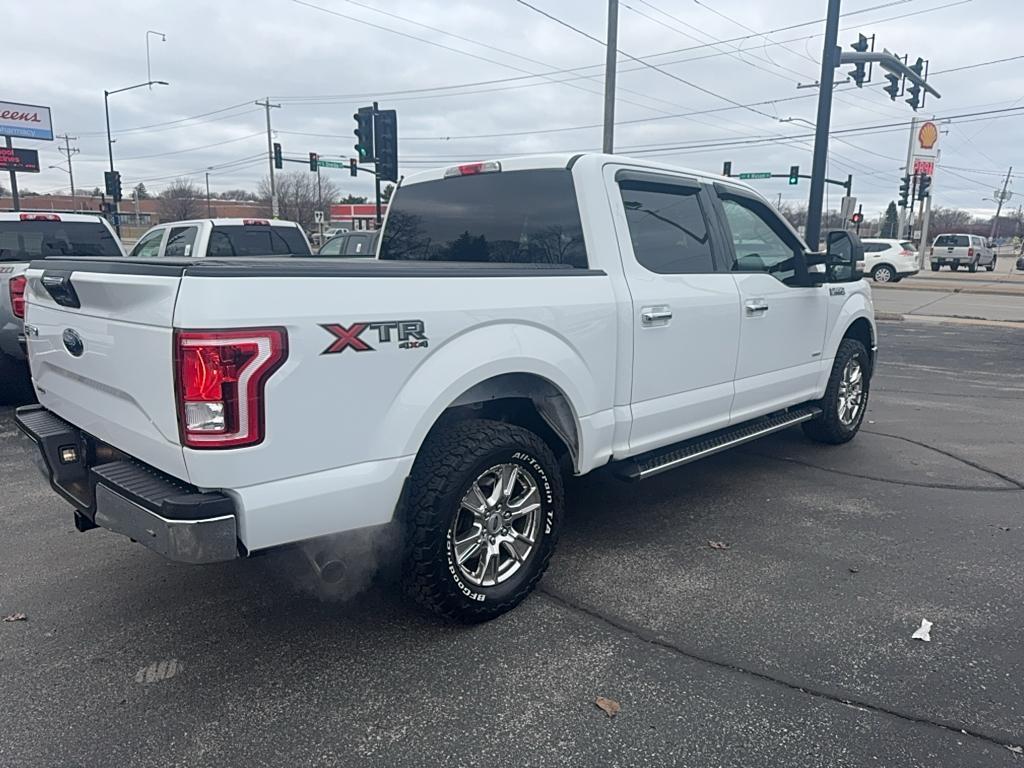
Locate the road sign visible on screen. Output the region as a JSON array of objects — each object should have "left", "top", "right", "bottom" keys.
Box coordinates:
[
  {"left": 738, "top": 172, "right": 771, "bottom": 180},
  {"left": 314, "top": 210, "right": 324, "bottom": 223},
  {"left": 0, "top": 146, "right": 40, "bottom": 172},
  {"left": 316, "top": 159, "right": 347, "bottom": 169},
  {"left": 840, "top": 196, "right": 857, "bottom": 224}
]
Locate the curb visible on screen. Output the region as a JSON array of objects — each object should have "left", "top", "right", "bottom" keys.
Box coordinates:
[
  {"left": 872, "top": 282, "right": 1024, "bottom": 297},
  {"left": 876, "top": 313, "right": 1024, "bottom": 329}
]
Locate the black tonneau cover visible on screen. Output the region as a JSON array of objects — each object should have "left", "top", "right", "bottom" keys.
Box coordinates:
[{"left": 30, "top": 257, "right": 605, "bottom": 278}]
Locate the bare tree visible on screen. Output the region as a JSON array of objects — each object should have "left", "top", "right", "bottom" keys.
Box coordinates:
[
  {"left": 928, "top": 207, "right": 976, "bottom": 236},
  {"left": 778, "top": 203, "right": 808, "bottom": 231},
  {"left": 158, "top": 178, "right": 202, "bottom": 222},
  {"left": 219, "top": 188, "right": 260, "bottom": 201},
  {"left": 258, "top": 171, "right": 341, "bottom": 232}
]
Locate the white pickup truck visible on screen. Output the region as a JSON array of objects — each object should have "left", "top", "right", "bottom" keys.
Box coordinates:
[
  {"left": 15, "top": 154, "right": 875, "bottom": 622},
  {"left": 127, "top": 217, "right": 312, "bottom": 259}
]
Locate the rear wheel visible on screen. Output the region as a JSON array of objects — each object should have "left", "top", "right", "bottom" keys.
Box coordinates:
[
  {"left": 0, "top": 354, "right": 35, "bottom": 406},
  {"left": 986, "top": 256, "right": 996, "bottom": 272},
  {"left": 968, "top": 259, "right": 978, "bottom": 273},
  {"left": 402, "top": 418, "right": 563, "bottom": 623},
  {"left": 931, "top": 264, "right": 940, "bottom": 272},
  {"left": 803, "top": 338, "right": 870, "bottom": 445},
  {"left": 870, "top": 264, "right": 895, "bottom": 283}
]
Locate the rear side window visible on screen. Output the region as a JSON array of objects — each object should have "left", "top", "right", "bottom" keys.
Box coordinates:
[
  {"left": 380, "top": 169, "right": 587, "bottom": 268},
  {"left": 935, "top": 235, "right": 969, "bottom": 247},
  {"left": 207, "top": 225, "right": 311, "bottom": 257},
  {"left": 164, "top": 226, "right": 199, "bottom": 257},
  {"left": 130, "top": 229, "right": 165, "bottom": 258},
  {"left": 619, "top": 182, "right": 715, "bottom": 274},
  {"left": 0, "top": 220, "right": 122, "bottom": 261},
  {"left": 899, "top": 241, "right": 915, "bottom": 251},
  {"left": 344, "top": 234, "right": 376, "bottom": 256},
  {"left": 862, "top": 242, "right": 888, "bottom": 253}
]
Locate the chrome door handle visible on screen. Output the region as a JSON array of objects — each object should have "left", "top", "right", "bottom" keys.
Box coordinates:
[
  {"left": 641, "top": 308, "right": 673, "bottom": 325},
  {"left": 744, "top": 299, "right": 769, "bottom": 316}
]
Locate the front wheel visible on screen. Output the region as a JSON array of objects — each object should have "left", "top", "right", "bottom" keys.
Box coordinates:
[
  {"left": 402, "top": 418, "right": 563, "bottom": 623},
  {"left": 931, "top": 264, "right": 940, "bottom": 272},
  {"left": 802, "top": 338, "right": 871, "bottom": 445}
]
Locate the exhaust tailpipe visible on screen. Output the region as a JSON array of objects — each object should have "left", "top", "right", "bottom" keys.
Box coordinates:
[{"left": 304, "top": 548, "right": 346, "bottom": 584}]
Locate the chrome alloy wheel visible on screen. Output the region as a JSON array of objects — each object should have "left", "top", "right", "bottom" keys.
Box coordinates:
[
  {"left": 450, "top": 463, "right": 542, "bottom": 588},
  {"left": 837, "top": 358, "right": 865, "bottom": 426}
]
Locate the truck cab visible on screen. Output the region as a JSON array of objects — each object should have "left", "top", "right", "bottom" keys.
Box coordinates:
[{"left": 128, "top": 218, "right": 312, "bottom": 259}]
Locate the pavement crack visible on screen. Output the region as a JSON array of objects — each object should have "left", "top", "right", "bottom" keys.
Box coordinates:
[
  {"left": 863, "top": 430, "right": 1024, "bottom": 490},
  {"left": 539, "top": 586, "right": 1021, "bottom": 751}
]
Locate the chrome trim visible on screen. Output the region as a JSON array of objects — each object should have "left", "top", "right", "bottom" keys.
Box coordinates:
[
  {"left": 93, "top": 485, "right": 238, "bottom": 564},
  {"left": 637, "top": 411, "right": 818, "bottom": 479}
]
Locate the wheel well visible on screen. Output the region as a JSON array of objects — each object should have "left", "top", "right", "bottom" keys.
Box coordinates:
[
  {"left": 843, "top": 318, "right": 875, "bottom": 373},
  {"left": 431, "top": 374, "right": 579, "bottom": 470}
]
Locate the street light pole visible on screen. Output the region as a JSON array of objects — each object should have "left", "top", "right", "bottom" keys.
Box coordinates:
[
  {"left": 206, "top": 169, "right": 212, "bottom": 217},
  {"left": 104, "top": 80, "right": 169, "bottom": 236},
  {"left": 146, "top": 31, "right": 166, "bottom": 88},
  {"left": 601, "top": 0, "right": 618, "bottom": 154},
  {"left": 804, "top": 0, "right": 842, "bottom": 251}
]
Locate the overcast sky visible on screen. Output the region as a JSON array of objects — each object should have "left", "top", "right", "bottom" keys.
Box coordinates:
[{"left": 6, "top": 0, "right": 1022, "bottom": 218}]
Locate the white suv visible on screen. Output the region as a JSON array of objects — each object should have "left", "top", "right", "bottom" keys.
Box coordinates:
[{"left": 860, "top": 238, "right": 919, "bottom": 283}]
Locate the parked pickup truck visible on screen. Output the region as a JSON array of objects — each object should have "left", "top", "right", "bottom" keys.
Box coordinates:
[
  {"left": 15, "top": 154, "right": 875, "bottom": 622},
  {"left": 127, "top": 217, "right": 312, "bottom": 259},
  {"left": 1, "top": 212, "right": 124, "bottom": 401}
]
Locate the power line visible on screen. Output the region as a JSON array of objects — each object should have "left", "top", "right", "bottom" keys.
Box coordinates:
[
  {"left": 932, "top": 54, "right": 1024, "bottom": 75},
  {"left": 77, "top": 101, "right": 257, "bottom": 137},
  {"left": 116, "top": 131, "right": 264, "bottom": 161}
]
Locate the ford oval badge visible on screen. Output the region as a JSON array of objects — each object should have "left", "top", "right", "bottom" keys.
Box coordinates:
[{"left": 62, "top": 328, "right": 84, "bottom": 357}]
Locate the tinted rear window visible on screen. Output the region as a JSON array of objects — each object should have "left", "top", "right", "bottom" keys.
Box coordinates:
[
  {"left": 900, "top": 242, "right": 915, "bottom": 251},
  {"left": 207, "top": 225, "right": 311, "bottom": 257},
  {"left": 379, "top": 169, "right": 587, "bottom": 267},
  {"left": 0, "top": 220, "right": 122, "bottom": 261},
  {"left": 934, "top": 235, "right": 969, "bottom": 247}
]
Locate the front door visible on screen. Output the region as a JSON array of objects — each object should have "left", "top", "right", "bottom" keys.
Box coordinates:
[
  {"left": 712, "top": 187, "right": 828, "bottom": 423},
  {"left": 611, "top": 171, "right": 741, "bottom": 454}
]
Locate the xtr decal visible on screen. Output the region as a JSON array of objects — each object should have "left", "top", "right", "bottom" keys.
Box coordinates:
[{"left": 320, "top": 320, "right": 428, "bottom": 354}]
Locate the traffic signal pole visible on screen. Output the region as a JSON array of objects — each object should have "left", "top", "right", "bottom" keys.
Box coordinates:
[
  {"left": 898, "top": 117, "right": 919, "bottom": 239},
  {"left": 602, "top": 0, "right": 618, "bottom": 154},
  {"left": 373, "top": 102, "right": 382, "bottom": 228},
  {"left": 804, "top": 0, "right": 842, "bottom": 251},
  {"left": 257, "top": 98, "right": 281, "bottom": 217}
]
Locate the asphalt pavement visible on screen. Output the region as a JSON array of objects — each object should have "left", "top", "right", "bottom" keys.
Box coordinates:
[{"left": 1, "top": 323, "right": 1022, "bottom": 767}]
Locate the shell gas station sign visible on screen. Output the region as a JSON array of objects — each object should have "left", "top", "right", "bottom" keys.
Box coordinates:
[{"left": 912, "top": 120, "right": 939, "bottom": 176}]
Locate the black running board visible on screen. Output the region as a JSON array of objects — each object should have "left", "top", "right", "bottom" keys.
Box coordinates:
[{"left": 616, "top": 405, "right": 822, "bottom": 480}]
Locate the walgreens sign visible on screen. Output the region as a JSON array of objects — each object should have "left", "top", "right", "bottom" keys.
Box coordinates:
[{"left": 0, "top": 101, "right": 53, "bottom": 141}]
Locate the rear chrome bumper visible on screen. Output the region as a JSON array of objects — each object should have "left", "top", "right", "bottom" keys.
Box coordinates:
[{"left": 14, "top": 405, "right": 239, "bottom": 564}]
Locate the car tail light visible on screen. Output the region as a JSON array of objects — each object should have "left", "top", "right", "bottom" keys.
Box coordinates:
[
  {"left": 443, "top": 160, "right": 501, "bottom": 178},
  {"left": 243, "top": 219, "right": 270, "bottom": 226},
  {"left": 19, "top": 213, "right": 60, "bottom": 222},
  {"left": 174, "top": 328, "right": 287, "bottom": 449},
  {"left": 967, "top": 247, "right": 974, "bottom": 258},
  {"left": 929, "top": 247, "right": 934, "bottom": 256},
  {"left": 9, "top": 275, "right": 26, "bottom": 319}
]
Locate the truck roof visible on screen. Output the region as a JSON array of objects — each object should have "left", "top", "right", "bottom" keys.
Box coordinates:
[
  {"left": 0, "top": 211, "right": 111, "bottom": 223},
  {"left": 400, "top": 152, "right": 758, "bottom": 194},
  {"left": 147, "top": 218, "right": 302, "bottom": 227}
]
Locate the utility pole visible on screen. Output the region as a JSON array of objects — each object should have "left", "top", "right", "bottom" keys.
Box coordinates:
[
  {"left": 256, "top": 98, "right": 281, "bottom": 217},
  {"left": 602, "top": 0, "right": 618, "bottom": 154},
  {"left": 57, "top": 134, "right": 79, "bottom": 203},
  {"left": 4, "top": 136, "right": 20, "bottom": 211},
  {"left": 316, "top": 164, "right": 324, "bottom": 245},
  {"left": 373, "top": 101, "right": 383, "bottom": 228},
  {"left": 804, "top": 0, "right": 842, "bottom": 250},
  {"left": 205, "top": 169, "right": 212, "bottom": 217},
  {"left": 990, "top": 166, "right": 1012, "bottom": 241}
]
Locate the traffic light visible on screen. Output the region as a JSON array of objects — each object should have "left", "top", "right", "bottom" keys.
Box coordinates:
[
  {"left": 788, "top": 165, "right": 800, "bottom": 185},
  {"left": 898, "top": 175, "right": 911, "bottom": 207},
  {"left": 349, "top": 158, "right": 358, "bottom": 177},
  {"left": 104, "top": 170, "right": 122, "bottom": 201},
  {"left": 905, "top": 57, "right": 924, "bottom": 110},
  {"left": 883, "top": 71, "right": 902, "bottom": 101},
  {"left": 851, "top": 212, "right": 864, "bottom": 224},
  {"left": 273, "top": 142, "right": 283, "bottom": 170},
  {"left": 722, "top": 161, "right": 732, "bottom": 177},
  {"left": 849, "top": 33, "right": 870, "bottom": 87},
  {"left": 353, "top": 106, "right": 374, "bottom": 161},
  {"left": 375, "top": 108, "right": 398, "bottom": 183},
  {"left": 309, "top": 152, "right": 318, "bottom": 172},
  {"left": 917, "top": 173, "right": 931, "bottom": 200}
]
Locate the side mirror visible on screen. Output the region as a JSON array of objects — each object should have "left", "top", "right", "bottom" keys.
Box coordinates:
[{"left": 826, "top": 230, "right": 865, "bottom": 283}]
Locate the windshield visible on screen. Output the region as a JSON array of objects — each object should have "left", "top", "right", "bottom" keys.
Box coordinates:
[
  {"left": 379, "top": 168, "right": 587, "bottom": 267},
  {"left": 0, "top": 220, "right": 122, "bottom": 261},
  {"left": 207, "top": 225, "right": 311, "bottom": 257}
]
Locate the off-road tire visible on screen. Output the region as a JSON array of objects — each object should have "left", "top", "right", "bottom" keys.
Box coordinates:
[
  {"left": 402, "top": 418, "right": 563, "bottom": 623},
  {"left": 802, "top": 338, "right": 870, "bottom": 445}
]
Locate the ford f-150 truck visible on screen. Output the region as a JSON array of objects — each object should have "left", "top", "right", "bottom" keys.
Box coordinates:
[
  {"left": 127, "top": 217, "right": 312, "bottom": 259},
  {"left": 15, "top": 154, "right": 875, "bottom": 622}
]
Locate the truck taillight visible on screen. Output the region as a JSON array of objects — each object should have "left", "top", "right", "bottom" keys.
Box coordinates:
[
  {"left": 967, "top": 247, "right": 974, "bottom": 258},
  {"left": 174, "top": 328, "right": 287, "bottom": 449},
  {"left": 9, "top": 275, "right": 26, "bottom": 319},
  {"left": 19, "top": 213, "right": 60, "bottom": 222}
]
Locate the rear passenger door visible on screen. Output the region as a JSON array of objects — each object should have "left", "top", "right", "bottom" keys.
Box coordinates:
[{"left": 611, "top": 170, "right": 741, "bottom": 454}]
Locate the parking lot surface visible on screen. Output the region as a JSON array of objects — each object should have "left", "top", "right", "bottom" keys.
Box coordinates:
[{"left": 1, "top": 322, "right": 1022, "bottom": 767}]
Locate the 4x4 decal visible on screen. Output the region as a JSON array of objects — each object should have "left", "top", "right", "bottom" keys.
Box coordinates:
[{"left": 320, "top": 320, "right": 428, "bottom": 354}]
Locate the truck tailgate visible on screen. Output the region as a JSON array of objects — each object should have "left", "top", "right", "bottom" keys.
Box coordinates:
[{"left": 24, "top": 266, "right": 188, "bottom": 479}]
